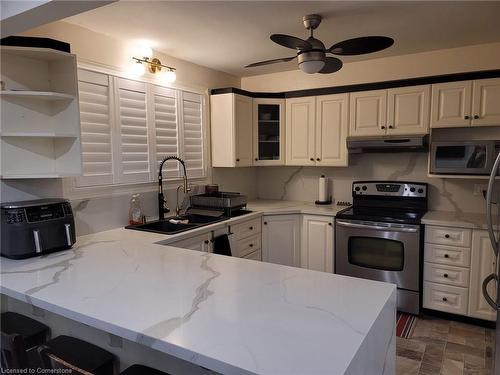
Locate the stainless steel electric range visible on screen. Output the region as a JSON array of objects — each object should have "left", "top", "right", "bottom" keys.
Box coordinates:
[{"left": 335, "top": 181, "right": 428, "bottom": 315}]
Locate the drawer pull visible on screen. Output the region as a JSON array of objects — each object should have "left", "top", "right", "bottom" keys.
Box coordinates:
[
  {"left": 444, "top": 254, "right": 449, "bottom": 258},
  {"left": 264, "top": 222, "right": 268, "bottom": 225},
  {"left": 445, "top": 234, "right": 450, "bottom": 239},
  {"left": 443, "top": 273, "right": 448, "bottom": 278},
  {"left": 328, "top": 222, "right": 332, "bottom": 226},
  {"left": 204, "top": 240, "right": 209, "bottom": 244},
  {"left": 442, "top": 297, "right": 448, "bottom": 302},
  {"left": 249, "top": 244, "right": 254, "bottom": 248},
  {"left": 249, "top": 226, "right": 253, "bottom": 230}
]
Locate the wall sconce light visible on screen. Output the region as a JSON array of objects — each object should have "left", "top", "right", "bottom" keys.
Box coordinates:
[{"left": 132, "top": 56, "right": 176, "bottom": 83}]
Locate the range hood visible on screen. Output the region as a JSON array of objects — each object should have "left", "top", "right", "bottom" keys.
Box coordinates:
[{"left": 347, "top": 135, "right": 429, "bottom": 153}]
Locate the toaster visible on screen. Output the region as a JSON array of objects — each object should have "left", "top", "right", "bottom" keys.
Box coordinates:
[{"left": 1, "top": 198, "right": 76, "bottom": 259}]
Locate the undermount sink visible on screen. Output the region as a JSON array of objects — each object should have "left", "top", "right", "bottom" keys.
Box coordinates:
[{"left": 125, "top": 214, "right": 226, "bottom": 235}]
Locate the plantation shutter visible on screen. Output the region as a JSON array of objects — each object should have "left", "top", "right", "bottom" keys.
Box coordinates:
[
  {"left": 150, "top": 85, "right": 180, "bottom": 179},
  {"left": 114, "top": 77, "right": 151, "bottom": 184},
  {"left": 76, "top": 69, "right": 113, "bottom": 187},
  {"left": 180, "top": 91, "right": 205, "bottom": 178}
]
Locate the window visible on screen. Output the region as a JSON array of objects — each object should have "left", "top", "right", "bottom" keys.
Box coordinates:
[{"left": 75, "top": 69, "right": 205, "bottom": 188}]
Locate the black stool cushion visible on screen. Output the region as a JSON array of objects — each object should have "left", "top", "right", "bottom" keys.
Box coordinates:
[
  {"left": 1, "top": 312, "right": 50, "bottom": 349},
  {"left": 120, "top": 364, "right": 170, "bottom": 375},
  {"left": 45, "top": 335, "right": 115, "bottom": 375}
]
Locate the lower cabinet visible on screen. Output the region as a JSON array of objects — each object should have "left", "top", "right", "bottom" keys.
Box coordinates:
[
  {"left": 262, "top": 214, "right": 301, "bottom": 267},
  {"left": 468, "top": 230, "right": 497, "bottom": 321},
  {"left": 301, "top": 215, "right": 334, "bottom": 272},
  {"left": 170, "top": 232, "right": 212, "bottom": 252}
]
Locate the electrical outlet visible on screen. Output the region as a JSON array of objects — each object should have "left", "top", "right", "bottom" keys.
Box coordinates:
[{"left": 473, "top": 184, "right": 488, "bottom": 196}]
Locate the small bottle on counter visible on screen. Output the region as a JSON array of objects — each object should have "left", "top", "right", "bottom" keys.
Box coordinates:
[{"left": 128, "top": 193, "right": 144, "bottom": 225}]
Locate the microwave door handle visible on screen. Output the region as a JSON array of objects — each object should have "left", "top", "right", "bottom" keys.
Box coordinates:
[
  {"left": 33, "top": 230, "right": 42, "bottom": 253},
  {"left": 64, "top": 223, "right": 72, "bottom": 246},
  {"left": 482, "top": 273, "right": 498, "bottom": 310},
  {"left": 335, "top": 220, "right": 418, "bottom": 233},
  {"left": 487, "top": 154, "right": 500, "bottom": 257}
]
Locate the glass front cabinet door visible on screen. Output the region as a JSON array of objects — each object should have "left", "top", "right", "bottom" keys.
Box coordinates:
[{"left": 253, "top": 98, "right": 285, "bottom": 165}]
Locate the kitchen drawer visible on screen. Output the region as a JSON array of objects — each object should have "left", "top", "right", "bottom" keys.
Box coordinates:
[
  {"left": 231, "top": 217, "right": 261, "bottom": 241},
  {"left": 243, "top": 249, "right": 262, "bottom": 261},
  {"left": 234, "top": 234, "right": 261, "bottom": 258},
  {"left": 424, "top": 262, "right": 470, "bottom": 287},
  {"left": 423, "top": 281, "right": 468, "bottom": 315},
  {"left": 425, "top": 225, "right": 472, "bottom": 247},
  {"left": 424, "top": 243, "right": 471, "bottom": 267}
]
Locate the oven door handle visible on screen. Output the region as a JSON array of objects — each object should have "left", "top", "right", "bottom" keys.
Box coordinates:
[{"left": 335, "top": 220, "right": 418, "bottom": 233}]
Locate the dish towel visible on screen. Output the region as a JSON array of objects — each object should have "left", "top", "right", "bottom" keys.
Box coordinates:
[{"left": 213, "top": 234, "right": 232, "bottom": 256}]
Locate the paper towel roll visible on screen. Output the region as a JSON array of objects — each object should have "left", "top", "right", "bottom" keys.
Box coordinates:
[{"left": 318, "top": 175, "right": 328, "bottom": 202}]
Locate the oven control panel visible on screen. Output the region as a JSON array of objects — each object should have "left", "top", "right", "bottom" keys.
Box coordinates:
[{"left": 352, "top": 181, "right": 427, "bottom": 198}]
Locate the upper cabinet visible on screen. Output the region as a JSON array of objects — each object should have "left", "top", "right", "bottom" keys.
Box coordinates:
[
  {"left": 431, "top": 78, "right": 500, "bottom": 128},
  {"left": 349, "top": 85, "right": 430, "bottom": 137},
  {"left": 286, "top": 93, "right": 348, "bottom": 167},
  {"left": 211, "top": 93, "right": 253, "bottom": 167},
  {"left": 253, "top": 98, "right": 285, "bottom": 166}
]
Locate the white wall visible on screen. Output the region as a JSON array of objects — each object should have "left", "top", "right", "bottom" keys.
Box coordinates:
[
  {"left": 241, "top": 42, "right": 500, "bottom": 92},
  {"left": 256, "top": 153, "right": 488, "bottom": 214}
]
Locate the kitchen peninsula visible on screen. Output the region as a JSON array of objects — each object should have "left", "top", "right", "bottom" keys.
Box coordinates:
[{"left": 1, "top": 227, "right": 396, "bottom": 375}]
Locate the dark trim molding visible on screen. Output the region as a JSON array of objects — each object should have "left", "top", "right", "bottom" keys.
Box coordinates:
[
  {"left": 422, "top": 308, "right": 496, "bottom": 329},
  {"left": 210, "top": 69, "right": 500, "bottom": 99}
]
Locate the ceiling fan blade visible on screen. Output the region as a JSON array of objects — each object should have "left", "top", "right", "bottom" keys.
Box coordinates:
[
  {"left": 318, "top": 57, "right": 343, "bottom": 74},
  {"left": 245, "top": 56, "right": 296, "bottom": 68},
  {"left": 270, "top": 34, "right": 312, "bottom": 50},
  {"left": 329, "top": 36, "right": 394, "bottom": 55}
]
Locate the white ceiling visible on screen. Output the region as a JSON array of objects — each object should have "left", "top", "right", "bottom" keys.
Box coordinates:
[{"left": 64, "top": 1, "right": 500, "bottom": 77}]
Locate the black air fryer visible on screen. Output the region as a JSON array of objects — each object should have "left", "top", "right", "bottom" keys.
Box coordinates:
[{"left": 1, "top": 199, "right": 76, "bottom": 259}]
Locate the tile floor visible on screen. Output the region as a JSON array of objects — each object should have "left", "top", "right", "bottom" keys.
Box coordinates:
[{"left": 396, "top": 316, "right": 495, "bottom": 375}]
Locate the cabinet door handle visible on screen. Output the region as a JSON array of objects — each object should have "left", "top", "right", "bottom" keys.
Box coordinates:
[
  {"left": 388, "top": 125, "right": 394, "bottom": 129},
  {"left": 381, "top": 126, "right": 386, "bottom": 129},
  {"left": 445, "top": 234, "right": 450, "bottom": 239},
  {"left": 263, "top": 221, "right": 268, "bottom": 225},
  {"left": 474, "top": 115, "right": 479, "bottom": 119},
  {"left": 443, "top": 273, "right": 448, "bottom": 278},
  {"left": 249, "top": 226, "right": 253, "bottom": 230},
  {"left": 254, "top": 158, "right": 258, "bottom": 161},
  {"left": 236, "top": 158, "right": 240, "bottom": 162},
  {"left": 204, "top": 240, "right": 209, "bottom": 244},
  {"left": 328, "top": 222, "right": 332, "bottom": 226},
  {"left": 249, "top": 244, "right": 254, "bottom": 248},
  {"left": 442, "top": 297, "right": 448, "bottom": 302},
  {"left": 444, "top": 254, "right": 449, "bottom": 258},
  {"left": 310, "top": 158, "right": 314, "bottom": 161},
  {"left": 464, "top": 115, "right": 470, "bottom": 120},
  {"left": 316, "top": 158, "right": 320, "bottom": 161}
]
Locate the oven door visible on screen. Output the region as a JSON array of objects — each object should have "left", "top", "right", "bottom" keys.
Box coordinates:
[{"left": 335, "top": 219, "right": 420, "bottom": 291}]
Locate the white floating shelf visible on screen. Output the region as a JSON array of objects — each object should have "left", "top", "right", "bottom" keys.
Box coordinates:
[
  {"left": 0, "top": 132, "right": 79, "bottom": 138},
  {"left": 0, "top": 172, "right": 82, "bottom": 179},
  {"left": 0, "top": 90, "right": 75, "bottom": 101}
]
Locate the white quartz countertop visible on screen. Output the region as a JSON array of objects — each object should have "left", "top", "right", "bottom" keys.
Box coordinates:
[
  {"left": 422, "top": 210, "right": 492, "bottom": 230},
  {"left": 1, "top": 227, "right": 395, "bottom": 375}
]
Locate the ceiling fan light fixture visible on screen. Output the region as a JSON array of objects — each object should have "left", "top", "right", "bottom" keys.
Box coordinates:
[{"left": 298, "top": 50, "right": 325, "bottom": 74}]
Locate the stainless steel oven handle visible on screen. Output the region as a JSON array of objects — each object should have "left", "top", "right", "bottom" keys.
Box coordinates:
[{"left": 335, "top": 220, "right": 418, "bottom": 233}]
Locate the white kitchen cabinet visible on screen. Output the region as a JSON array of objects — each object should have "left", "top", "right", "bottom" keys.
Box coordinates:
[
  {"left": 169, "top": 232, "right": 212, "bottom": 252},
  {"left": 253, "top": 98, "right": 285, "bottom": 166},
  {"left": 285, "top": 96, "right": 316, "bottom": 166},
  {"left": 430, "top": 81, "right": 473, "bottom": 128},
  {"left": 468, "top": 230, "right": 497, "bottom": 321},
  {"left": 211, "top": 93, "right": 253, "bottom": 167},
  {"left": 286, "top": 94, "right": 348, "bottom": 167},
  {"left": 315, "top": 94, "right": 349, "bottom": 166},
  {"left": 301, "top": 215, "right": 334, "bottom": 273},
  {"left": 471, "top": 78, "right": 500, "bottom": 126},
  {"left": 262, "top": 214, "right": 301, "bottom": 267},
  {"left": 349, "top": 86, "right": 430, "bottom": 137},
  {"left": 430, "top": 78, "right": 500, "bottom": 129},
  {"left": 349, "top": 89, "right": 387, "bottom": 137},
  {"left": 387, "top": 85, "right": 430, "bottom": 135}
]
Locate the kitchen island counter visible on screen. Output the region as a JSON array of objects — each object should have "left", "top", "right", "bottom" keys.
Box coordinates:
[{"left": 1, "top": 228, "right": 396, "bottom": 375}]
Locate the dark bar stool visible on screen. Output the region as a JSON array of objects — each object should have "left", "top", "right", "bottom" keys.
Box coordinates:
[
  {"left": 1, "top": 312, "right": 50, "bottom": 368},
  {"left": 38, "top": 335, "right": 115, "bottom": 375},
  {"left": 120, "top": 364, "right": 170, "bottom": 375}
]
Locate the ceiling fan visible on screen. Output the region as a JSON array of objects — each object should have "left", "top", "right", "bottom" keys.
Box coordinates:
[{"left": 245, "top": 14, "right": 394, "bottom": 74}]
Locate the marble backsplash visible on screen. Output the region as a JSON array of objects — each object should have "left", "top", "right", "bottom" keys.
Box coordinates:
[{"left": 256, "top": 152, "right": 488, "bottom": 215}]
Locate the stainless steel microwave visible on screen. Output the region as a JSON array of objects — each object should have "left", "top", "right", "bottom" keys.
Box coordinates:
[{"left": 430, "top": 140, "right": 500, "bottom": 175}]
